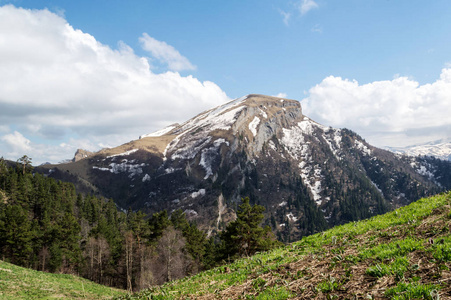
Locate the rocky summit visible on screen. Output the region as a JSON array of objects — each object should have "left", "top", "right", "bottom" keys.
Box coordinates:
[{"left": 38, "top": 94, "right": 451, "bottom": 241}]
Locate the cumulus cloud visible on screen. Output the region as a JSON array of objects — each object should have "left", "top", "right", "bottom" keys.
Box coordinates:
[
  {"left": 1, "top": 131, "right": 32, "bottom": 157},
  {"left": 0, "top": 5, "right": 229, "bottom": 164},
  {"left": 273, "top": 92, "right": 288, "bottom": 98},
  {"left": 301, "top": 69, "right": 451, "bottom": 147},
  {"left": 139, "top": 33, "right": 196, "bottom": 71},
  {"left": 298, "top": 0, "right": 318, "bottom": 15}
]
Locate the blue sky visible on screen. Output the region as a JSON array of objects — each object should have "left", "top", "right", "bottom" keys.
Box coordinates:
[
  {"left": 25, "top": 0, "right": 451, "bottom": 97},
  {"left": 1, "top": 0, "right": 451, "bottom": 164}
]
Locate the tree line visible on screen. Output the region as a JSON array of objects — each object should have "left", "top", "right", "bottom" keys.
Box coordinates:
[{"left": 0, "top": 157, "right": 279, "bottom": 291}]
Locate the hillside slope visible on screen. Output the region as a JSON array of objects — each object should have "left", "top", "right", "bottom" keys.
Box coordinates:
[
  {"left": 116, "top": 191, "right": 451, "bottom": 299},
  {"left": 37, "top": 94, "right": 451, "bottom": 241},
  {"left": 0, "top": 260, "right": 126, "bottom": 299}
]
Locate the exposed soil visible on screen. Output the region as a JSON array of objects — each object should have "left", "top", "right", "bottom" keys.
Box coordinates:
[{"left": 196, "top": 204, "right": 451, "bottom": 299}]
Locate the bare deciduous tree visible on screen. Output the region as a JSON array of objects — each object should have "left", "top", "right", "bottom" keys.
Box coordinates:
[
  {"left": 124, "top": 231, "right": 134, "bottom": 292},
  {"left": 152, "top": 226, "right": 189, "bottom": 284},
  {"left": 137, "top": 245, "right": 153, "bottom": 290},
  {"left": 97, "top": 237, "right": 110, "bottom": 284},
  {"left": 39, "top": 246, "right": 49, "bottom": 272}
]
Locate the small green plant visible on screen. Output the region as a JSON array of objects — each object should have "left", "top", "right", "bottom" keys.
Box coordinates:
[
  {"left": 252, "top": 277, "right": 267, "bottom": 291},
  {"left": 254, "top": 286, "right": 294, "bottom": 300},
  {"left": 366, "top": 257, "right": 409, "bottom": 280},
  {"left": 359, "top": 237, "right": 424, "bottom": 261},
  {"left": 366, "top": 264, "right": 388, "bottom": 278},
  {"left": 317, "top": 276, "right": 339, "bottom": 293},
  {"left": 429, "top": 235, "right": 451, "bottom": 262},
  {"left": 385, "top": 282, "right": 441, "bottom": 300}
]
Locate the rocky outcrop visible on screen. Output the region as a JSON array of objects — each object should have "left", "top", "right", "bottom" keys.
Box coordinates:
[{"left": 73, "top": 149, "right": 94, "bottom": 162}]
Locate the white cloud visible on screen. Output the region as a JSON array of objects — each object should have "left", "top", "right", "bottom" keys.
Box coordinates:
[
  {"left": 280, "top": 0, "right": 318, "bottom": 26},
  {"left": 279, "top": 10, "right": 291, "bottom": 26},
  {"left": 273, "top": 92, "right": 288, "bottom": 98},
  {"left": 298, "top": 0, "right": 318, "bottom": 15},
  {"left": 139, "top": 33, "right": 196, "bottom": 71},
  {"left": 0, "top": 5, "right": 229, "bottom": 164},
  {"left": 1, "top": 131, "right": 32, "bottom": 158},
  {"left": 311, "top": 24, "right": 322, "bottom": 33},
  {"left": 301, "top": 68, "right": 451, "bottom": 147}
]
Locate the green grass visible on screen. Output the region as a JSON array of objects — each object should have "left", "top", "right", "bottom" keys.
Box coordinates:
[
  {"left": 0, "top": 260, "right": 126, "bottom": 299},
  {"left": 113, "top": 193, "right": 451, "bottom": 299},
  {"left": 365, "top": 257, "right": 410, "bottom": 280},
  {"left": 385, "top": 282, "right": 441, "bottom": 300},
  {"left": 359, "top": 237, "right": 424, "bottom": 261},
  {"left": 116, "top": 191, "right": 451, "bottom": 299},
  {"left": 1, "top": 193, "right": 449, "bottom": 299}
]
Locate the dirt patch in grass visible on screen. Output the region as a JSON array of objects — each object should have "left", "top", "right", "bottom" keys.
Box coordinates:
[{"left": 195, "top": 201, "right": 451, "bottom": 299}]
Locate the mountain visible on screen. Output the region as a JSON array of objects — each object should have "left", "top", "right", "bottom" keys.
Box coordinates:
[
  {"left": 114, "top": 191, "right": 451, "bottom": 299},
  {"left": 387, "top": 138, "right": 451, "bottom": 161},
  {"left": 36, "top": 94, "right": 451, "bottom": 241}
]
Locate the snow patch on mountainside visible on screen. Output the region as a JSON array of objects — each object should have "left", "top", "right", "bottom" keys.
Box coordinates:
[
  {"left": 281, "top": 124, "right": 325, "bottom": 205},
  {"left": 199, "top": 138, "right": 229, "bottom": 179},
  {"left": 142, "top": 174, "right": 151, "bottom": 182},
  {"left": 409, "top": 159, "right": 441, "bottom": 187},
  {"left": 172, "top": 136, "right": 212, "bottom": 160},
  {"left": 355, "top": 140, "right": 372, "bottom": 156},
  {"left": 107, "top": 149, "right": 139, "bottom": 158},
  {"left": 249, "top": 116, "right": 260, "bottom": 137},
  {"left": 93, "top": 160, "right": 146, "bottom": 178},
  {"left": 297, "top": 118, "right": 315, "bottom": 135},
  {"left": 417, "top": 165, "right": 434, "bottom": 179},
  {"left": 166, "top": 104, "right": 244, "bottom": 161},
  {"left": 191, "top": 189, "right": 206, "bottom": 198},
  {"left": 322, "top": 128, "right": 342, "bottom": 160},
  {"left": 286, "top": 212, "right": 298, "bottom": 222},
  {"left": 208, "top": 95, "right": 248, "bottom": 117},
  {"left": 278, "top": 201, "right": 287, "bottom": 207},
  {"left": 140, "top": 125, "right": 177, "bottom": 139},
  {"left": 370, "top": 180, "right": 383, "bottom": 196}
]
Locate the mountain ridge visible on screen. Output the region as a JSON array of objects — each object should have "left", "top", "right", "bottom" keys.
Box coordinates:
[
  {"left": 387, "top": 138, "right": 451, "bottom": 161},
  {"left": 37, "top": 94, "right": 451, "bottom": 241}
]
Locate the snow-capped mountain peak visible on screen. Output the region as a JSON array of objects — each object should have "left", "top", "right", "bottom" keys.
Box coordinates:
[{"left": 387, "top": 138, "right": 451, "bottom": 161}]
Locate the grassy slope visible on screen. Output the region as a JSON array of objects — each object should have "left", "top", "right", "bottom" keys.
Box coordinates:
[
  {"left": 0, "top": 260, "right": 126, "bottom": 299},
  {"left": 118, "top": 192, "right": 451, "bottom": 300}
]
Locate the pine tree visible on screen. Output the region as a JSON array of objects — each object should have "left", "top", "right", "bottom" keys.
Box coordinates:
[
  {"left": 0, "top": 205, "right": 34, "bottom": 266},
  {"left": 148, "top": 210, "right": 171, "bottom": 242},
  {"left": 220, "top": 197, "right": 277, "bottom": 258}
]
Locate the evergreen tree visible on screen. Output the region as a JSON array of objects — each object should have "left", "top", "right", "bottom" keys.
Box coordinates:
[
  {"left": 148, "top": 210, "right": 171, "bottom": 241},
  {"left": 0, "top": 204, "right": 34, "bottom": 266},
  {"left": 220, "top": 197, "right": 277, "bottom": 259}
]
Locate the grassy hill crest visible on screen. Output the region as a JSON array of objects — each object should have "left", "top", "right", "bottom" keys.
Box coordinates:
[
  {"left": 117, "top": 192, "right": 451, "bottom": 299},
  {"left": 0, "top": 260, "right": 126, "bottom": 299}
]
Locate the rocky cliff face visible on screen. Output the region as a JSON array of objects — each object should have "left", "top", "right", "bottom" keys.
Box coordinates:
[
  {"left": 73, "top": 149, "right": 94, "bottom": 162},
  {"left": 38, "top": 94, "right": 451, "bottom": 241}
]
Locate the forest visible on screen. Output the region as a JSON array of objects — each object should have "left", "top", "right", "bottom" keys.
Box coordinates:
[{"left": 0, "top": 157, "right": 278, "bottom": 291}]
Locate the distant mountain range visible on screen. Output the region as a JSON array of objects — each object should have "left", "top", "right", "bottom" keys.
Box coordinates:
[
  {"left": 387, "top": 138, "right": 451, "bottom": 161},
  {"left": 36, "top": 94, "right": 451, "bottom": 241}
]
